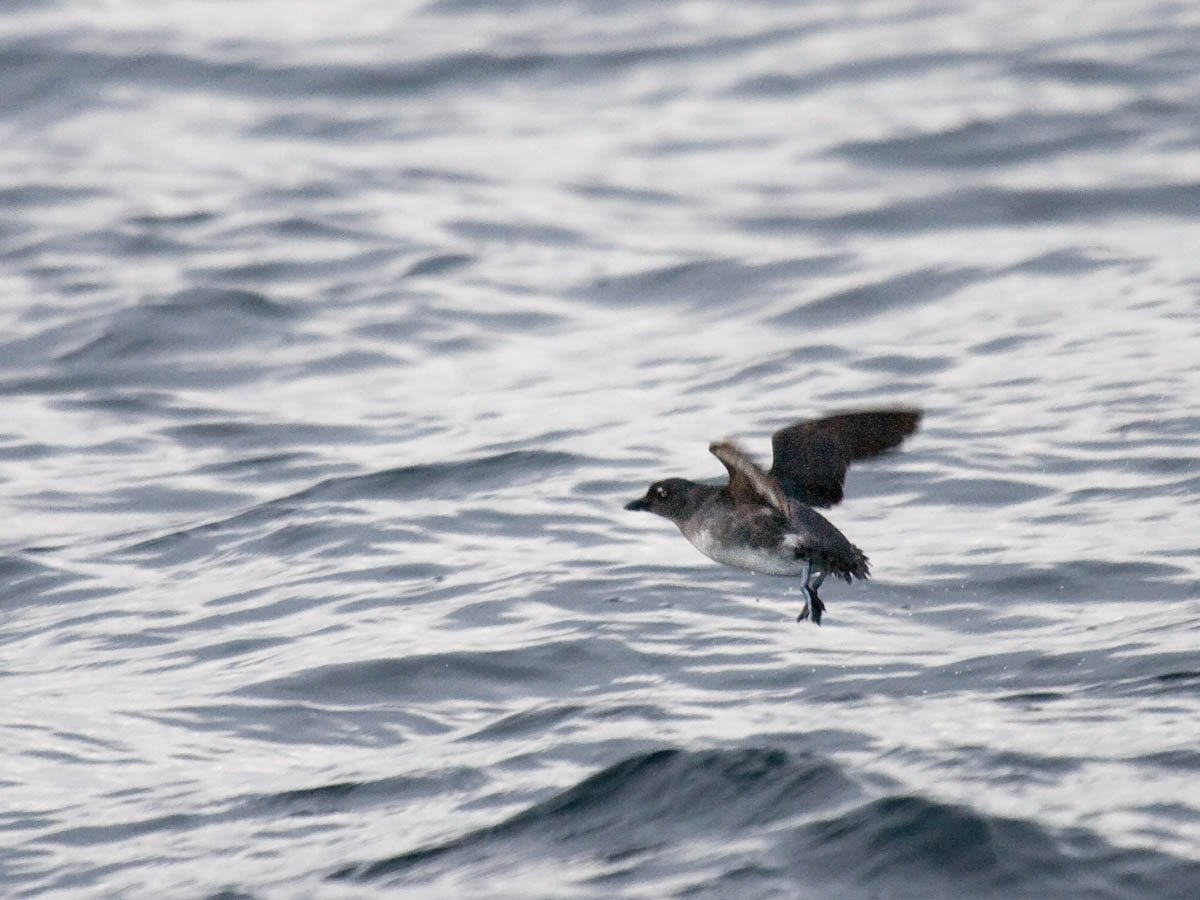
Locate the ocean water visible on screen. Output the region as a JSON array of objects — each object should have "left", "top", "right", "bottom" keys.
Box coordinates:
[{"left": 2, "top": 1, "right": 1199, "bottom": 897}]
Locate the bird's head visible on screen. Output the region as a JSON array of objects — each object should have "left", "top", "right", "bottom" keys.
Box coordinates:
[{"left": 624, "top": 478, "right": 699, "bottom": 524}]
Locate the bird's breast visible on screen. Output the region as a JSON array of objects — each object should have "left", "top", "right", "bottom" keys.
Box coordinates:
[{"left": 685, "top": 525, "right": 811, "bottom": 576}]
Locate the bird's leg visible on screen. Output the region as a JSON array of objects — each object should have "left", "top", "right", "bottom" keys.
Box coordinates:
[
  {"left": 806, "top": 569, "right": 826, "bottom": 626},
  {"left": 795, "top": 559, "right": 812, "bottom": 623}
]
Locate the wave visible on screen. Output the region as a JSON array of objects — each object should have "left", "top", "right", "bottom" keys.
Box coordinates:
[{"left": 331, "top": 746, "right": 1199, "bottom": 898}]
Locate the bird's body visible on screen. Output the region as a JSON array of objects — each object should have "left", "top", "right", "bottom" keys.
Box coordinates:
[
  {"left": 624, "top": 409, "right": 920, "bottom": 624},
  {"left": 685, "top": 492, "right": 865, "bottom": 578}
]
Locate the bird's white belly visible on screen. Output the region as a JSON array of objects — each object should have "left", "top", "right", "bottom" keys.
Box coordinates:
[{"left": 686, "top": 527, "right": 810, "bottom": 577}]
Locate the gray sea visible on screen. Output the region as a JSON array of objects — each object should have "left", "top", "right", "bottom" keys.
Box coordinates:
[{"left": 2, "top": 1, "right": 1199, "bottom": 897}]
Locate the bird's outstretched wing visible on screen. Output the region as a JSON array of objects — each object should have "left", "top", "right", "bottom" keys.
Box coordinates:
[
  {"left": 769, "top": 409, "right": 921, "bottom": 507},
  {"left": 709, "top": 441, "right": 790, "bottom": 515}
]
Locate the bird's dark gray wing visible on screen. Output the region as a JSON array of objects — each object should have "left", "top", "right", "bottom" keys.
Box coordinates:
[
  {"left": 709, "top": 441, "right": 789, "bottom": 514},
  {"left": 768, "top": 409, "right": 921, "bottom": 507}
]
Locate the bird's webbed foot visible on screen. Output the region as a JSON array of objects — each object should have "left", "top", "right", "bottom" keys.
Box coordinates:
[
  {"left": 796, "top": 571, "right": 827, "bottom": 625},
  {"left": 808, "top": 589, "right": 825, "bottom": 625},
  {"left": 796, "top": 585, "right": 825, "bottom": 625}
]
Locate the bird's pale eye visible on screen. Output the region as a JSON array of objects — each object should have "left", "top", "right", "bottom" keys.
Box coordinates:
[{"left": 654, "top": 485, "right": 668, "bottom": 499}]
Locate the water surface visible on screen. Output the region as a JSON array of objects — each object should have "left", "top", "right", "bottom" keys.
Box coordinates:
[{"left": 2, "top": 1, "right": 1199, "bottom": 897}]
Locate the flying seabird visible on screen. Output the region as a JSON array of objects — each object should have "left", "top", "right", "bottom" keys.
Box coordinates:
[{"left": 624, "top": 409, "right": 921, "bottom": 624}]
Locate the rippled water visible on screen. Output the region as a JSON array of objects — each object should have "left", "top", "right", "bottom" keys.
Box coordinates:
[{"left": 3, "top": 1, "right": 1199, "bottom": 897}]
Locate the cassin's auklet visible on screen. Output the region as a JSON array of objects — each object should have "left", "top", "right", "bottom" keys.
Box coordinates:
[{"left": 624, "top": 409, "right": 921, "bottom": 625}]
